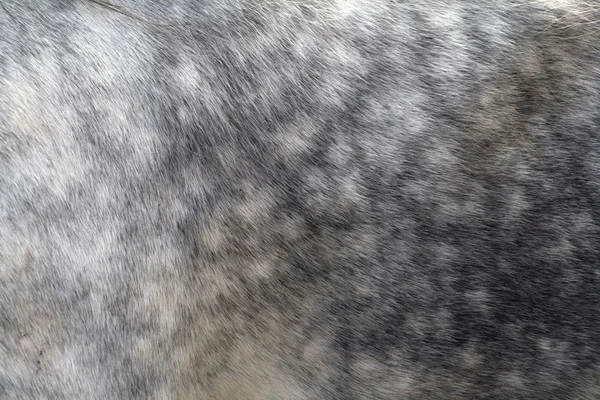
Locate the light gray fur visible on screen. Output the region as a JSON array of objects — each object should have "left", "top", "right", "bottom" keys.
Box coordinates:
[{"left": 1, "top": 0, "right": 600, "bottom": 398}]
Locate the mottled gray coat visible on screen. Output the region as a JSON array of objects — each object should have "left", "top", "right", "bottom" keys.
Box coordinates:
[{"left": 1, "top": 0, "right": 600, "bottom": 398}]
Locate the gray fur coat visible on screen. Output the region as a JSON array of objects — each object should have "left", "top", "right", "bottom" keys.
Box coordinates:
[{"left": 1, "top": 1, "right": 600, "bottom": 398}]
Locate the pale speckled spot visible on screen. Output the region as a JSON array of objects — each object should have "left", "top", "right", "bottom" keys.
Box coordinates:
[
  {"left": 535, "top": 0, "right": 590, "bottom": 13},
  {"left": 5, "top": 53, "right": 68, "bottom": 141},
  {"left": 133, "top": 337, "right": 153, "bottom": 358},
  {"left": 426, "top": 141, "right": 463, "bottom": 171},
  {"left": 503, "top": 321, "right": 525, "bottom": 341},
  {"left": 428, "top": 6, "right": 472, "bottom": 88},
  {"left": 197, "top": 268, "right": 239, "bottom": 302},
  {"left": 141, "top": 281, "right": 182, "bottom": 335},
  {"left": 537, "top": 338, "right": 573, "bottom": 368},
  {"left": 465, "top": 289, "right": 490, "bottom": 314},
  {"left": 175, "top": 57, "right": 203, "bottom": 92},
  {"left": 327, "top": 135, "right": 353, "bottom": 166},
  {"left": 235, "top": 185, "right": 275, "bottom": 223},
  {"left": 4, "top": 58, "right": 82, "bottom": 198},
  {"left": 545, "top": 235, "right": 575, "bottom": 260},
  {"left": 337, "top": 173, "right": 364, "bottom": 205},
  {"left": 353, "top": 356, "right": 415, "bottom": 397},
  {"left": 273, "top": 114, "right": 318, "bottom": 157},
  {"left": 513, "top": 160, "right": 536, "bottom": 181},
  {"left": 461, "top": 341, "right": 484, "bottom": 369},
  {"left": 428, "top": 5, "right": 463, "bottom": 32},
  {"left": 506, "top": 188, "right": 530, "bottom": 222},
  {"left": 199, "top": 223, "right": 226, "bottom": 253},
  {"left": 302, "top": 335, "right": 333, "bottom": 376},
  {"left": 47, "top": 346, "right": 99, "bottom": 398},
  {"left": 0, "top": 241, "right": 34, "bottom": 280},
  {"left": 249, "top": 256, "right": 278, "bottom": 280},
  {"left": 538, "top": 338, "right": 553, "bottom": 352},
  {"left": 434, "top": 243, "right": 459, "bottom": 265},
  {"left": 173, "top": 54, "right": 228, "bottom": 125},
  {"left": 55, "top": 220, "right": 120, "bottom": 281},
  {"left": 405, "top": 313, "right": 428, "bottom": 337},
  {"left": 499, "top": 370, "right": 527, "bottom": 389},
  {"left": 328, "top": 0, "right": 390, "bottom": 27},
  {"left": 273, "top": 214, "right": 305, "bottom": 243}
]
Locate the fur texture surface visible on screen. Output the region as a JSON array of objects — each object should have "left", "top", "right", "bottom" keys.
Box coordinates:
[{"left": 1, "top": 0, "right": 600, "bottom": 398}]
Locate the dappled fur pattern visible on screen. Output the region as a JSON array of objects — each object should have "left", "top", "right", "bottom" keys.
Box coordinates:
[{"left": 2, "top": 0, "right": 600, "bottom": 398}]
